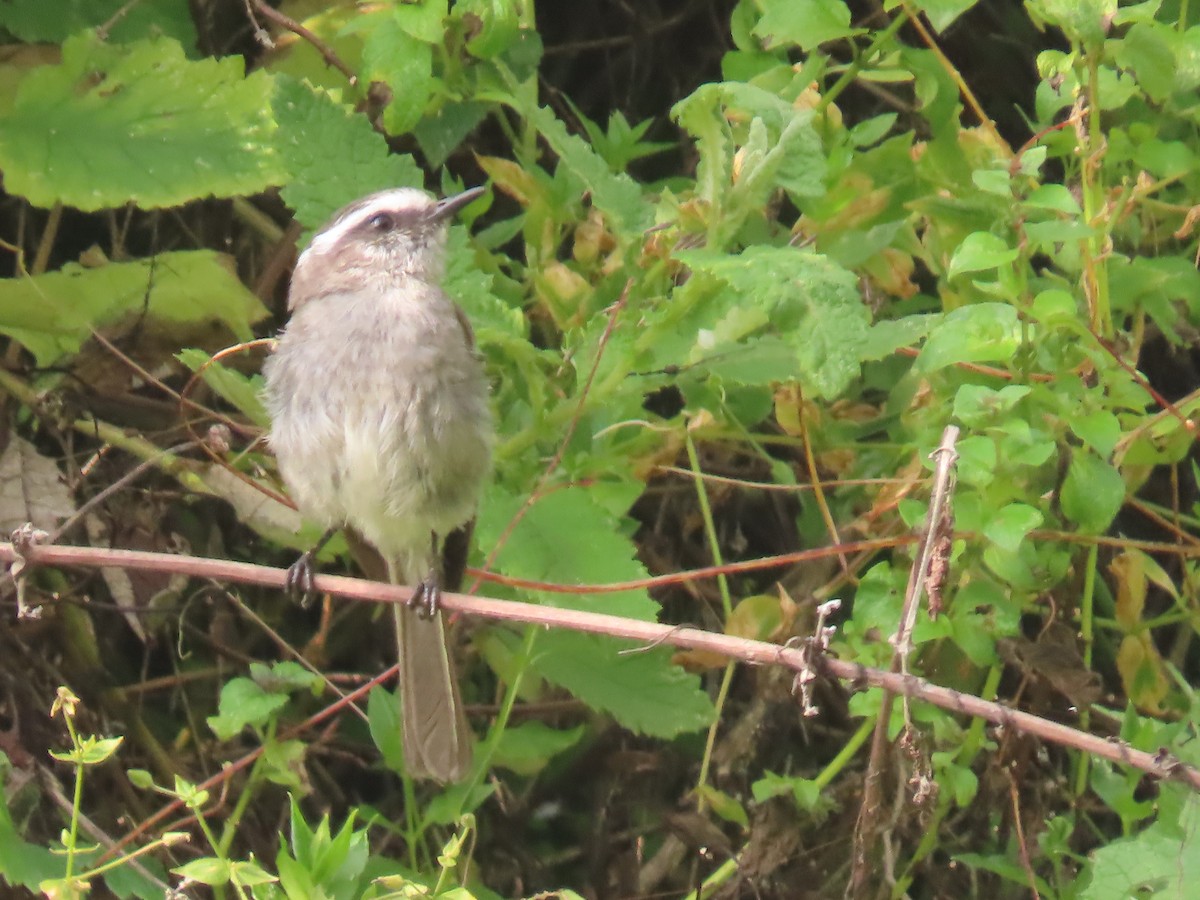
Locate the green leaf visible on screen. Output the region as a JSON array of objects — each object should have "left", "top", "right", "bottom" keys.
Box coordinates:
[
  {"left": 983, "top": 503, "right": 1043, "bottom": 553},
  {"left": 0, "top": 789, "right": 63, "bottom": 889},
  {"left": 0, "top": 0, "right": 197, "bottom": 46},
  {"left": 0, "top": 250, "right": 268, "bottom": 367},
  {"left": 490, "top": 721, "right": 585, "bottom": 775},
  {"left": 177, "top": 349, "right": 269, "bottom": 428},
  {"left": 457, "top": 0, "right": 524, "bottom": 60},
  {"left": 126, "top": 769, "right": 155, "bottom": 790},
  {"left": 1027, "top": 0, "right": 1116, "bottom": 47},
  {"left": 916, "top": 303, "right": 1021, "bottom": 372},
  {"left": 696, "top": 785, "right": 749, "bottom": 828},
  {"left": 172, "top": 857, "right": 231, "bottom": 886},
  {"left": 361, "top": 13, "right": 435, "bottom": 134},
  {"left": 677, "top": 246, "right": 870, "bottom": 399},
  {"left": 249, "top": 660, "right": 324, "bottom": 695},
  {"left": 1061, "top": 451, "right": 1125, "bottom": 534},
  {"left": 206, "top": 677, "right": 290, "bottom": 741},
  {"left": 367, "top": 686, "right": 405, "bottom": 773},
  {"left": 1083, "top": 787, "right": 1200, "bottom": 899},
  {"left": 955, "top": 436, "right": 997, "bottom": 487},
  {"left": 271, "top": 77, "right": 423, "bottom": 236},
  {"left": 953, "top": 384, "right": 1031, "bottom": 427},
  {"left": 77, "top": 736, "right": 124, "bottom": 766},
  {"left": 1024, "top": 184, "right": 1081, "bottom": 214},
  {"left": 229, "top": 859, "right": 278, "bottom": 888},
  {"left": 909, "top": 0, "right": 984, "bottom": 32},
  {"left": 479, "top": 485, "right": 714, "bottom": 737},
  {"left": 414, "top": 101, "right": 490, "bottom": 169},
  {"left": 946, "top": 232, "right": 1019, "bottom": 279},
  {"left": 0, "top": 33, "right": 279, "bottom": 210},
  {"left": 522, "top": 102, "right": 651, "bottom": 235},
  {"left": 533, "top": 631, "right": 714, "bottom": 738},
  {"left": 752, "top": 0, "right": 862, "bottom": 50},
  {"left": 1070, "top": 409, "right": 1121, "bottom": 457},
  {"left": 752, "top": 771, "right": 825, "bottom": 811}
]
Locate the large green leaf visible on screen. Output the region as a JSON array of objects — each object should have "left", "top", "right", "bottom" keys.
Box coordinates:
[
  {"left": 676, "top": 246, "right": 870, "bottom": 399},
  {"left": 0, "top": 250, "right": 268, "bottom": 366},
  {"left": 0, "top": 33, "right": 279, "bottom": 210},
  {"left": 271, "top": 77, "right": 423, "bottom": 234},
  {"left": 0, "top": 0, "right": 196, "bottom": 47},
  {"left": 478, "top": 484, "right": 715, "bottom": 738}
]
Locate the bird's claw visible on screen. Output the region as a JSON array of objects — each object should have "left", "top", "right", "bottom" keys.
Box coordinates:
[
  {"left": 285, "top": 551, "right": 317, "bottom": 607},
  {"left": 408, "top": 571, "right": 441, "bottom": 620}
]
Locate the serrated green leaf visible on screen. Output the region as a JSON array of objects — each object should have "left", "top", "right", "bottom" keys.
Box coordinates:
[
  {"left": 271, "top": 77, "right": 423, "bottom": 235},
  {"left": 490, "top": 721, "right": 585, "bottom": 775},
  {"left": 752, "top": 0, "right": 862, "bottom": 50},
  {"left": 444, "top": 226, "right": 526, "bottom": 341},
  {"left": 414, "top": 101, "right": 490, "bottom": 168},
  {"left": 533, "top": 632, "right": 714, "bottom": 738},
  {"left": 522, "top": 102, "right": 651, "bottom": 234},
  {"left": 917, "top": 303, "right": 1021, "bottom": 372},
  {"left": 0, "top": 250, "right": 267, "bottom": 367},
  {"left": 0, "top": 33, "right": 279, "bottom": 210},
  {"left": 206, "top": 677, "right": 290, "bottom": 741},
  {"left": 1061, "top": 451, "right": 1126, "bottom": 533},
  {"left": 681, "top": 246, "right": 868, "bottom": 398},
  {"left": 478, "top": 484, "right": 714, "bottom": 736}
]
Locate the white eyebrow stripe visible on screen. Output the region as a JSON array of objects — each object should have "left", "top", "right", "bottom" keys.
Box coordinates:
[{"left": 305, "top": 188, "right": 433, "bottom": 255}]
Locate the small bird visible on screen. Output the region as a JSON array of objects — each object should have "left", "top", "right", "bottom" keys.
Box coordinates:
[{"left": 263, "top": 186, "right": 492, "bottom": 782}]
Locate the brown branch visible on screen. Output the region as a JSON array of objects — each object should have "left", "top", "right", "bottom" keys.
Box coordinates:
[
  {"left": 4, "top": 539, "right": 1198, "bottom": 796},
  {"left": 249, "top": 0, "right": 358, "bottom": 86},
  {"left": 851, "top": 425, "right": 961, "bottom": 893}
]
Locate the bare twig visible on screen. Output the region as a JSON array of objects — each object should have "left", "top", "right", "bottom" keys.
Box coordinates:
[
  {"left": 850, "top": 425, "right": 961, "bottom": 896},
  {"left": 248, "top": 0, "right": 358, "bottom": 85}
]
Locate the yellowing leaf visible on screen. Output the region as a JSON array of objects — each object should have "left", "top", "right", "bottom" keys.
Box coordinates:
[{"left": 1116, "top": 633, "right": 1169, "bottom": 715}]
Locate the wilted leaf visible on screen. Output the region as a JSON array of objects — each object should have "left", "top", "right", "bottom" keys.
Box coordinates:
[{"left": 0, "top": 436, "right": 74, "bottom": 534}]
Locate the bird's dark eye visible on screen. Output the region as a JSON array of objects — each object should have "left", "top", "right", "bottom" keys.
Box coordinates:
[{"left": 367, "top": 213, "right": 395, "bottom": 232}]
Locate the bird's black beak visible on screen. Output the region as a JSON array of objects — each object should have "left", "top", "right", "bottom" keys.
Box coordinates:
[{"left": 433, "top": 186, "right": 485, "bottom": 222}]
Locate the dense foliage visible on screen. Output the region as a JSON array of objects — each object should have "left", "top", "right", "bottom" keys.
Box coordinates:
[{"left": 2, "top": 0, "right": 1200, "bottom": 897}]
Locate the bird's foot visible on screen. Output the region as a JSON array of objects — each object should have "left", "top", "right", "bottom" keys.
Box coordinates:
[
  {"left": 285, "top": 550, "right": 318, "bottom": 607},
  {"left": 408, "top": 570, "right": 441, "bottom": 620}
]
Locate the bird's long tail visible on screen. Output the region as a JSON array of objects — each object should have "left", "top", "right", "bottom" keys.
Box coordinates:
[{"left": 393, "top": 598, "right": 472, "bottom": 782}]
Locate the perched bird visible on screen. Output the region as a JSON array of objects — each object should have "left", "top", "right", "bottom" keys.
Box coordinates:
[{"left": 263, "top": 186, "right": 492, "bottom": 782}]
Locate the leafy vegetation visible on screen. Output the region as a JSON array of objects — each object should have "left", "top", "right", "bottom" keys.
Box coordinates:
[{"left": 1, "top": 0, "right": 1200, "bottom": 897}]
